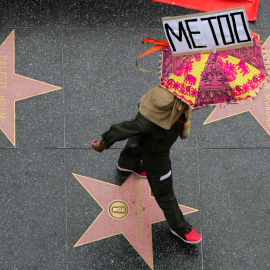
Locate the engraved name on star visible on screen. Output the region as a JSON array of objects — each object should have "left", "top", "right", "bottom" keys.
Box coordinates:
[{"left": 0, "top": 30, "right": 61, "bottom": 146}]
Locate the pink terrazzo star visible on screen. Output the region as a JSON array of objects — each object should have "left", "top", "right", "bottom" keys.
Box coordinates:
[
  {"left": 204, "top": 36, "right": 270, "bottom": 135},
  {"left": 0, "top": 30, "right": 61, "bottom": 146},
  {"left": 73, "top": 173, "right": 198, "bottom": 269}
]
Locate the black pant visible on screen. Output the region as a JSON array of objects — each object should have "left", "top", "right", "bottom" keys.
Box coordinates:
[{"left": 118, "top": 116, "right": 191, "bottom": 235}]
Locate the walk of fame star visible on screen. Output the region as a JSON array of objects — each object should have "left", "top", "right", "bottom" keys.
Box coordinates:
[
  {"left": 0, "top": 30, "right": 61, "bottom": 146},
  {"left": 73, "top": 173, "right": 198, "bottom": 269},
  {"left": 204, "top": 35, "right": 270, "bottom": 135}
]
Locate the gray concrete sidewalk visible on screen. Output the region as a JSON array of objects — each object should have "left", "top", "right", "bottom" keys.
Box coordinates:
[{"left": 0, "top": 1, "right": 269, "bottom": 269}]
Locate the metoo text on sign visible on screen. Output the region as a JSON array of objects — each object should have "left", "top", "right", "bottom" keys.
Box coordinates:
[{"left": 162, "top": 8, "right": 253, "bottom": 56}]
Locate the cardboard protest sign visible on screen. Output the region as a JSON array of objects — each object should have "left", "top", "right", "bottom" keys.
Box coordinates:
[{"left": 162, "top": 8, "right": 253, "bottom": 56}]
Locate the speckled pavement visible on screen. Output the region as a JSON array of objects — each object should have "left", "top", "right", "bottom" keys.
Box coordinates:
[{"left": 0, "top": 1, "right": 270, "bottom": 269}]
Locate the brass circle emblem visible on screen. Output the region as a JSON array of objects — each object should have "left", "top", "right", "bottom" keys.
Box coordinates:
[{"left": 108, "top": 200, "right": 129, "bottom": 220}]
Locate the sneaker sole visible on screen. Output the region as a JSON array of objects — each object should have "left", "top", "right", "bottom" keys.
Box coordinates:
[
  {"left": 117, "top": 165, "right": 147, "bottom": 178},
  {"left": 170, "top": 229, "right": 202, "bottom": 244}
]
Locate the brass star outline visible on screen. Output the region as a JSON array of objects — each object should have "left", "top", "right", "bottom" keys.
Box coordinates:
[{"left": 73, "top": 173, "right": 199, "bottom": 269}]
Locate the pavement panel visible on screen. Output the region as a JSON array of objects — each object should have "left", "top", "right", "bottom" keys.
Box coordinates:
[
  {"left": 62, "top": 0, "right": 197, "bottom": 29},
  {"left": 0, "top": 0, "right": 61, "bottom": 28},
  {"left": 0, "top": 149, "right": 66, "bottom": 269},
  {"left": 196, "top": 108, "right": 270, "bottom": 148},
  {"left": 63, "top": 27, "right": 163, "bottom": 148},
  {"left": 199, "top": 149, "right": 270, "bottom": 270}
]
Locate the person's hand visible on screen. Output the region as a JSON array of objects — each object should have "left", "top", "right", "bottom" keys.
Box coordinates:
[
  {"left": 185, "top": 108, "right": 191, "bottom": 121},
  {"left": 92, "top": 139, "right": 105, "bottom": 152},
  {"left": 180, "top": 109, "right": 191, "bottom": 140}
]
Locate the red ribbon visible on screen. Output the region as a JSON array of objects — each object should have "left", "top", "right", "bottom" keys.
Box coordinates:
[
  {"left": 138, "top": 38, "right": 169, "bottom": 59},
  {"left": 136, "top": 38, "right": 169, "bottom": 72}
]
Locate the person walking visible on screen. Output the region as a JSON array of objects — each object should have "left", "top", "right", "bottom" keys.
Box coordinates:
[{"left": 92, "top": 85, "right": 201, "bottom": 244}]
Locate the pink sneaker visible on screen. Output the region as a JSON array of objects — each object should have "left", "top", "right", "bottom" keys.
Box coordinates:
[
  {"left": 117, "top": 164, "right": 147, "bottom": 178},
  {"left": 170, "top": 228, "right": 202, "bottom": 244}
]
